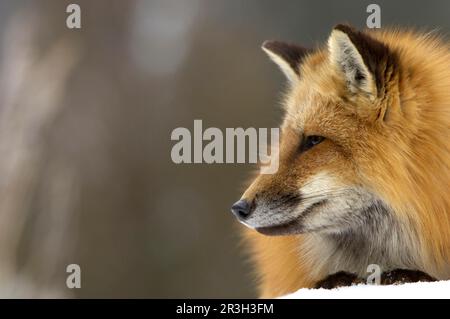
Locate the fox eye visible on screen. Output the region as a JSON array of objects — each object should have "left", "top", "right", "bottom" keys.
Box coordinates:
[{"left": 300, "top": 135, "right": 325, "bottom": 153}]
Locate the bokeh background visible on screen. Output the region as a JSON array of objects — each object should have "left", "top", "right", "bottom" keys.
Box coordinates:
[{"left": 0, "top": 0, "right": 449, "bottom": 298}]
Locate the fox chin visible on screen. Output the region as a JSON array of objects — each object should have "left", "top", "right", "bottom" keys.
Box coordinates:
[{"left": 231, "top": 24, "right": 450, "bottom": 298}]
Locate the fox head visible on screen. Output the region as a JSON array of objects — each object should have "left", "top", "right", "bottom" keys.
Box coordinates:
[{"left": 231, "top": 24, "right": 411, "bottom": 236}]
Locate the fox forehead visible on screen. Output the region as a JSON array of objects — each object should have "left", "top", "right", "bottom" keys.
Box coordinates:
[
  {"left": 280, "top": 45, "right": 379, "bottom": 138},
  {"left": 282, "top": 86, "right": 358, "bottom": 139},
  {"left": 282, "top": 56, "right": 342, "bottom": 126}
]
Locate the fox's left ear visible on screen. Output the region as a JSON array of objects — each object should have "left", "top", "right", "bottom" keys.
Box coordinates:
[
  {"left": 328, "top": 24, "right": 396, "bottom": 98},
  {"left": 262, "top": 40, "right": 311, "bottom": 84}
]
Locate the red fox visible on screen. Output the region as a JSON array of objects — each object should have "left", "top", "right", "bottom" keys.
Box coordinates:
[{"left": 231, "top": 24, "right": 450, "bottom": 298}]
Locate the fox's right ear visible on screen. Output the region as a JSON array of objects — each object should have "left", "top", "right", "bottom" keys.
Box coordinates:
[{"left": 262, "top": 40, "right": 310, "bottom": 84}]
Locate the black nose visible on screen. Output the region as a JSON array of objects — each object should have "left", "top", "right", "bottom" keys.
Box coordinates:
[{"left": 231, "top": 199, "right": 252, "bottom": 220}]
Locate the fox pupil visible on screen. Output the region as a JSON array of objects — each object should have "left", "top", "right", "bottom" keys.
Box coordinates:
[{"left": 301, "top": 135, "right": 325, "bottom": 153}]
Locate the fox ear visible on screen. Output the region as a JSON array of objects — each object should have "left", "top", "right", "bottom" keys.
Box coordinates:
[
  {"left": 262, "top": 40, "right": 310, "bottom": 84},
  {"left": 328, "top": 24, "right": 395, "bottom": 97}
]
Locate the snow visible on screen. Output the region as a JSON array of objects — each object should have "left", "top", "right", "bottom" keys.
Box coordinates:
[{"left": 281, "top": 281, "right": 450, "bottom": 299}]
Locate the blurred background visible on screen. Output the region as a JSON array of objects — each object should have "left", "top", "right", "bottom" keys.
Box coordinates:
[{"left": 0, "top": 0, "right": 449, "bottom": 298}]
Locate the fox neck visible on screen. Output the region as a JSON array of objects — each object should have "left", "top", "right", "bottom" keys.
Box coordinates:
[{"left": 302, "top": 202, "right": 427, "bottom": 280}]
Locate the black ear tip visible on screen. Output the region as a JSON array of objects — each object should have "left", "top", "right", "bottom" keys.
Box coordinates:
[
  {"left": 261, "top": 40, "right": 279, "bottom": 51},
  {"left": 333, "top": 23, "right": 356, "bottom": 35},
  {"left": 262, "top": 40, "right": 310, "bottom": 55}
]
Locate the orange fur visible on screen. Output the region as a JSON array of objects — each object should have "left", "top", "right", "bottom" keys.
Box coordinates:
[{"left": 240, "top": 27, "right": 450, "bottom": 297}]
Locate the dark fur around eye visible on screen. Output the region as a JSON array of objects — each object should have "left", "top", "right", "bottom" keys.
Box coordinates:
[{"left": 300, "top": 135, "right": 325, "bottom": 153}]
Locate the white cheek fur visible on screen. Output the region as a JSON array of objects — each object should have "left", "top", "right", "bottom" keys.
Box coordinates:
[{"left": 299, "top": 172, "right": 341, "bottom": 205}]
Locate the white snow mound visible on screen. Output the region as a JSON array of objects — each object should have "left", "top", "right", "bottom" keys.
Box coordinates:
[{"left": 281, "top": 280, "right": 450, "bottom": 299}]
